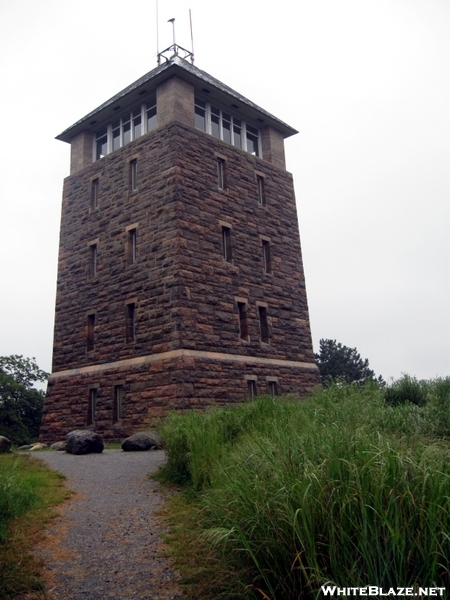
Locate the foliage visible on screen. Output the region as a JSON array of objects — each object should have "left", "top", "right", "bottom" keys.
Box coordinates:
[
  {"left": 159, "top": 380, "right": 450, "bottom": 599},
  {"left": 384, "top": 373, "right": 429, "bottom": 406},
  {"left": 0, "top": 453, "right": 69, "bottom": 600},
  {"left": 314, "top": 338, "right": 383, "bottom": 385},
  {"left": 0, "top": 356, "right": 49, "bottom": 445}
]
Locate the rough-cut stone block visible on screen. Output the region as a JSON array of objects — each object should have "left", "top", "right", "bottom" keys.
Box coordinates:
[
  {"left": 66, "top": 430, "right": 104, "bottom": 455},
  {"left": 0, "top": 436, "right": 11, "bottom": 452},
  {"left": 121, "top": 431, "right": 162, "bottom": 452}
]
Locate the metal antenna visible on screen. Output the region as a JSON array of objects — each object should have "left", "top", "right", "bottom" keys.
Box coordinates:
[
  {"left": 156, "top": 0, "right": 160, "bottom": 64},
  {"left": 168, "top": 18, "right": 176, "bottom": 48},
  {"left": 189, "top": 9, "right": 195, "bottom": 64}
]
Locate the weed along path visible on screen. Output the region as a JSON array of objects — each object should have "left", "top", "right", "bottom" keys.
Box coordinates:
[{"left": 33, "top": 449, "right": 182, "bottom": 600}]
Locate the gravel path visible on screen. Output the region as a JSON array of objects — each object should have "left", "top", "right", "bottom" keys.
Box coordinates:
[{"left": 33, "top": 450, "right": 182, "bottom": 600}]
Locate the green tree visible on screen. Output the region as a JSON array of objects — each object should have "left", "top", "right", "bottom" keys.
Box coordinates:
[
  {"left": 0, "top": 356, "right": 49, "bottom": 445},
  {"left": 314, "top": 339, "right": 383, "bottom": 386}
]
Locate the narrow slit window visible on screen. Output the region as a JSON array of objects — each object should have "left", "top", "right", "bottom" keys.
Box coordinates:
[
  {"left": 222, "top": 227, "right": 232, "bottom": 262},
  {"left": 91, "top": 179, "right": 99, "bottom": 210},
  {"left": 128, "top": 229, "right": 137, "bottom": 263},
  {"left": 268, "top": 381, "right": 278, "bottom": 397},
  {"left": 217, "top": 158, "right": 225, "bottom": 191},
  {"left": 87, "top": 314, "right": 95, "bottom": 352},
  {"left": 238, "top": 302, "right": 249, "bottom": 341},
  {"left": 130, "top": 159, "right": 138, "bottom": 192},
  {"left": 258, "top": 306, "right": 269, "bottom": 343},
  {"left": 126, "top": 303, "right": 136, "bottom": 343},
  {"left": 262, "top": 240, "right": 272, "bottom": 274},
  {"left": 89, "top": 244, "right": 97, "bottom": 279},
  {"left": 113, "top": 385, "right": 123, "bottom": 422},
  {"left": 87, "top": 388, "right": 97, "bottom": 425},
  {"left": 257, "top": 176, "right": 265, "bottom": 206},
  {"left": 248, "top": 380, "right": 257, "bottom": 399}
]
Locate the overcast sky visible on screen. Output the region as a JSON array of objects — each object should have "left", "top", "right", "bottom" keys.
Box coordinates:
[{"left": 0, "top": 0, "right": 448, "bottom": 382}]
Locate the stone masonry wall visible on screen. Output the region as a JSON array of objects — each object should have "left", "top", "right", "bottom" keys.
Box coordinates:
[
  {"left": 41, "top": 120, "right": 320, "bottom": 441},
  {"left": 41, "top": 353, "right": 319, "bottom": 442}
]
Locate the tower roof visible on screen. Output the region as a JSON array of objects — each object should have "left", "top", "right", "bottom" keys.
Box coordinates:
[{"left": 56, "top": 57, "right": 298, "bottom": 143}]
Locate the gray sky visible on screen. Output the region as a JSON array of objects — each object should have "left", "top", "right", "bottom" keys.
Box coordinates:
[{"left": 0, "top": 0, "right": 448, "bottom": 382}]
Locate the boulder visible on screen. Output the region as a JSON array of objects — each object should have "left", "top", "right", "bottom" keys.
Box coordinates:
[
  {"left": 0, "top": 436, "right": 12, "bottom": 452},
  {"left": 29, "top": 443, "right": 47, "bottom": 451},
  {"left": 121, "top": 431, "right": 162, "bottom": 452},
  {"left": 51, "top": 441, "right": 66, "bottom": 451},
  {"left": 66, "top": 430, "right": 104, "bottom": 455},
  {"left": 17, "top": 444, "right": 33, "bottom": 451}
]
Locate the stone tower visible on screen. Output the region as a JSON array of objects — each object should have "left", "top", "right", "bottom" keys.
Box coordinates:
[{"left": 40, "top": 49, "right": 320, "bottom": 442}]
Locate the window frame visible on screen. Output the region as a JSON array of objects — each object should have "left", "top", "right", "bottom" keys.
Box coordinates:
[
  {"left": 130, "top": 159, "right": 138, "bottom": 192},
  {"left": 194, "top": 95, "right": 262, "bottom": 157},
  {"left": 256, "top": 174, "right": 266, "bottom": 206},
  {"left": 237, "top": 301, "right": 249, "bottom": 341},
  {"left": 93, "top": 99, "right": 156, "bottom": 161},
  {"left": 87, "top": 388, "right": 97, "bottom": 425},
  {"left": 113, "top": 385, "right": 123, "bottom": 422},
  {"left": 86, "top": 313, "right": 96, "bottom": 352},
  {"left": 88, "top": 243, "right": 97, "bottom": 279},
  {"left": 222, "top": 226, "right": 232, "bottom": 262},
  {"left": 258, "top": 305, "right": 269, "bottom": 344},
  {"left": 125, "top": 302, "right": 136, "bottom": 343},
  {"left": 262, "top": 240, "right": 272, "bottom": 274},
  {"left": 91, "top": 178, "right": 99, "bottom": 210}
]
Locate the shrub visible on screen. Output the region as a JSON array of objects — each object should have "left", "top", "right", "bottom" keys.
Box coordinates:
[{"left": 384, "top": 374, "right": 428, "bottom": 406}]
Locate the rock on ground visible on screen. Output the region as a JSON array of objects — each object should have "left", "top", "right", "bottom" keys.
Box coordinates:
[
  {"left": 66, "top": 430, "right": 104, "bottom": 455},
  {"left": 122, "top": 431, "right": 162, "bottom": 451},
  {"left": 0, "top": 435, "right": 12, "bottom": 452}
]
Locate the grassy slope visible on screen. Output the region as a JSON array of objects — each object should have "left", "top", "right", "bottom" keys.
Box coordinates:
[
  {"left": 158, "top": 380, "right": 450, "bottom": 599},
  {"left": 0, "top": 453, "right": 70, "bottom": 599}
]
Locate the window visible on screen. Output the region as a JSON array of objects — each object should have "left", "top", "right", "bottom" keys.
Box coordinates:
[
  {"left": 194, "top": 97, "right": 206, "bottom": 131},
  {"left": 194, "top": 96, "right": 261, "bottom": 156},
  {"left": 126, "top": 303, "right": 136, "bottom": 343},
  {"left": 238, "top": 302, "right": 249, "bottom": 341},
  {"left": 267, "top": 380, "right": 278, "bottom": 397},
  {"left": 113, "top": 385, "right": 123, "bottom": 422},
  {"left": 127, "top": 228, "right": 137, "bottom": 263},
  {"left": 248, "top": 380, "right": 257, "bottom": 399},
  {"left": 95, "top": 128, "right": 108, "bottom": 160},
  {"left": 91, "top": 179, "right": 99, "bottom": 210},
  {"left": 147, "top": 100, "right": 157, "bottom": 132},
  {"left": 258, "top": 306, "right": 269, "bottom": 343},
  {"left": 217, "top": 158, "right": 225, "bottom": 190},
  {"left": 89, "top": 244, "right": 97, "bottom": 279},
  {"left": 246, "top": 124, "right": 260, "bottom": 156},
  {"left": 222, "top": 226, "right": 232, "bottom": 262},
  {"left": 262, "top": 240, "right": 272, "bottom": 274},
  {"left": 257, "top": 175, "right": 265, "bottom": 206},
  {"left": 130, "top": 159, "right": 138, "bottom": 192},
  {"left": 87, "top": 314, "right": 95, "bottom": 352},
  {"left": 87, "top": 388, "right": 97, "bottom": 425},
  {"left": 94, "top": 100, "right": 157, "bottom": 161}
]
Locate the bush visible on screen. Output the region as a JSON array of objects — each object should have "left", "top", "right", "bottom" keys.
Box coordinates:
[{"left": 384, "top": 374, "right": 428, "bottom": 406}]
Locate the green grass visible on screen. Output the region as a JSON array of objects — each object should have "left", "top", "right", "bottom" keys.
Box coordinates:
[
  {"left": 0, "top": 453, "right": 70, "bottom": 599},
  {"left": 158, "top": 379, "right": 450, "bottom": 599}
]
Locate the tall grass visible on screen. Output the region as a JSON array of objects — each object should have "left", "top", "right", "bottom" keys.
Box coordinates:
[
  {"left": 159, "top": 380, "right": 450, "bottom": 599},
  {"left": 0, "top": 454, "right": 69, "bottom": 599}
]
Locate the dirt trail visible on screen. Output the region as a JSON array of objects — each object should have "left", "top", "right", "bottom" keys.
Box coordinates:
[{"left": 32, "top": 449, "right": 182, "bottom": 600}]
